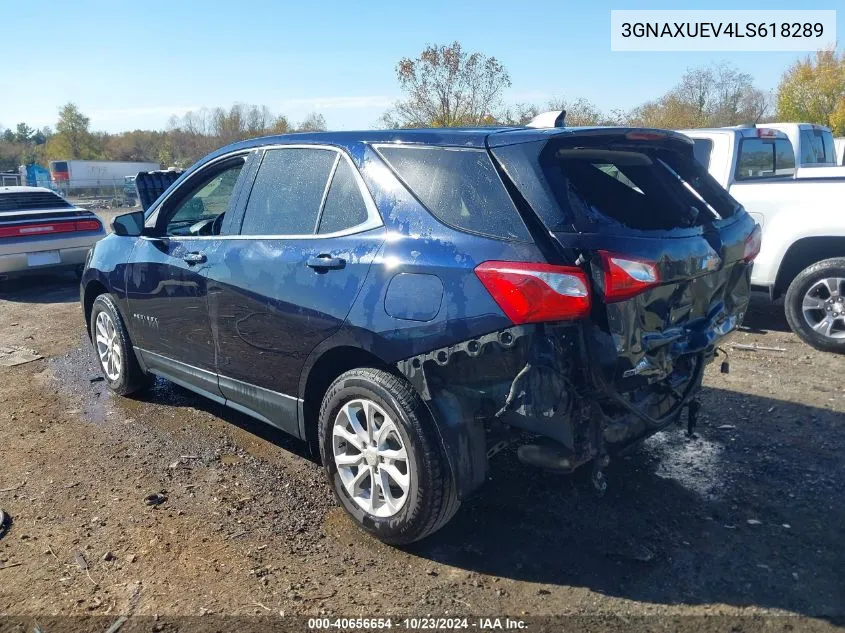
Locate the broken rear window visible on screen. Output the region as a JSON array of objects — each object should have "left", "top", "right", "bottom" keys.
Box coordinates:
[{"left": 539, "top": 142, "right": 738, "bottom": 231}]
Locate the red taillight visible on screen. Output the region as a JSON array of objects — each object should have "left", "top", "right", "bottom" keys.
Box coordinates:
[
  {"left": 474, "top": 261, "right": 591, "bottom": 325},
  {"left": 0, "top": 219, "right": 101, "bottom": 239},
  {"left": 74, "top": 219, "right": 102, "bottom": 232},
  {"left": 598, "top": 251, "right": 660, "bottom": 302},
  {"left": 743, "top": 224, "right": 762, "bottom": 262},
  {"left": 756, "top": 128, "right": 778, "bottom": 138}
]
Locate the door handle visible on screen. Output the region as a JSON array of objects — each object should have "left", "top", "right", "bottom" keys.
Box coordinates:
[
  {"left": 182, "top": 252, "right": 207, "bottom": 265},
  {"left": 306, "top": 254, "right": 346, "bottom": 271}
]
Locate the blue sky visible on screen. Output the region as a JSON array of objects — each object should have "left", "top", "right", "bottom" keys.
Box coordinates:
[{"left": 0, "top": 0, "right": 841, "bottom": 133}]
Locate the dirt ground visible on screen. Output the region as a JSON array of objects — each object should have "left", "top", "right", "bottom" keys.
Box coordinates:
[{"left": 0, "top": 230, "right": 843, "bottom": 630}]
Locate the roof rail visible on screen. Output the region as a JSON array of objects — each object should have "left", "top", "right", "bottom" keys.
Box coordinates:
[{"left": 526, "top": 110, "right": 567, "bottom": 129}]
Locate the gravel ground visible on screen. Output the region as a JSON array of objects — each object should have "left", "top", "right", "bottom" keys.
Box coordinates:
[{"left": 0, "top": 262, "right": 843, "bottom": 631}]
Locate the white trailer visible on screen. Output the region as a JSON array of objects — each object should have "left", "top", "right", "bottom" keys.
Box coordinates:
[{"left": 49, "top": 160, "right": 160, "bottom": 190}]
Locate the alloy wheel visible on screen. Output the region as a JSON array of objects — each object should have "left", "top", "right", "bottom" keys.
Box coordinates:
[
  {"left": 95, "top": 311, "right": 122, "bottom": 381},
  {"left": 332, "top": 398, "right": 411, "bottom": 518},
  {"left": 801, "top": 277, "right": 845, "bottom": 340}
]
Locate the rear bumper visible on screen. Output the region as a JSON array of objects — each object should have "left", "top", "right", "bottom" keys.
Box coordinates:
[
  {"left": 396, "top": 302, "right": 745, "bottom": 498},
  {"left": 0, "top": 232, "right": 101, "bottom": 276}
]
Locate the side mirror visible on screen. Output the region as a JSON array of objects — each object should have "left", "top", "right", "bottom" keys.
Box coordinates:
[{"left": 111, "top": 210, "right": 145, "bottom": 237}]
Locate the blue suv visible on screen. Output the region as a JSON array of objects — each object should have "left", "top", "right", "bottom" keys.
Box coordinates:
[{"left": 81, "top": 126, "right": 758, "bottom": 543}]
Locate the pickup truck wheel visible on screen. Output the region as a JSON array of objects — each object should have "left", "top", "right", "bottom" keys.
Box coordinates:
[
  {"left": 318, "top": 368, "right": 459, "bottom": 545},
  {"left": 785, "top": 258, "right": 845, "bottom": 354},
  {"left": 89, "top": 294, "right": 153, "bottom": 395}
]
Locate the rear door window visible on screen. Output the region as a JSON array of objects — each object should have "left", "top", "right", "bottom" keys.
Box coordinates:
[
  {"left": 240, "top": 148, "right": 336, "bottom": 235},
  {"left": 376, "top": 146, "right": 531, "bottom": 241},
  {"left": 735, "top": 138, "right": 796, "bottom": 180},
  {"left": 317, "top": 159, "right": 370, "bottom": 234}
]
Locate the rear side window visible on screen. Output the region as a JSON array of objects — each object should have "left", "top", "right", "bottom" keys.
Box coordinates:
[
  {"left": 317, "top": 159, "right": 370, "bottom": 234},
  {"left": 240, "top": 148, "right": 335, "bottom": 235},
  {"left": 692, "top": 139, "right": 713, "bottom": 169},
  {"left": 377, "top": 146, "right": 531, "bottom": 241},
  {"left": 735, "top": 138, "right": 796, "bottom": 180}
]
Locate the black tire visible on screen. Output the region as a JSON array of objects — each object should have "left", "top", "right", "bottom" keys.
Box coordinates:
[
  {"left": 784, "top": 257, "right": 845, "bottom": 354},
  {"left": 318, "top": 368, "right": 459, "bottom": 545},
  {"left": 89, "top": 294, "right": 153, "bottom": 395}
]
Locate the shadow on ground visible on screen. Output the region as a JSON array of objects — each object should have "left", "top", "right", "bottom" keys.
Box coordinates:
[
  {"left": 410, "top": 386, "right": 844, "bottom": 618},
  {"left": 0, "top": 271, "right": 80, "bottom": 304},
  {"left": 49, "top": 319, "right": 841, "bottom": 620},
  {"left": 110, "top": 368, "right": 845, "bottom": 618},
  {"left": 740, "top": 293, "right": 791, "bottom": 334}
]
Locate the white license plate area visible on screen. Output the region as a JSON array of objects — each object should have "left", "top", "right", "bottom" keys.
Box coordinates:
[{"left": 27, "top": 250, "right": 61, "bottom": 267}]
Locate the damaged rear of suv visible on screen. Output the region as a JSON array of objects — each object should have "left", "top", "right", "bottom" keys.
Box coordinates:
[
  {"left": 83, "top": 125, "right": 757, "bottom": 545},
  {"left": 367, "top": 127, "right": 757, "bottom": 541}
]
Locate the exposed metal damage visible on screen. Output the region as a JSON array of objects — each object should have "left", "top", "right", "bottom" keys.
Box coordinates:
[{"left": 396, "top": 255, "right": 751, "bottom": 499}]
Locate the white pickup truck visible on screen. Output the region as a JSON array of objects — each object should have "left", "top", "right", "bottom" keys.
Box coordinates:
[
  {"left": 681, "top": 126, "right": 845, "bottom": 352},
  {"left": 764, "top": 122, "right": 845, "bottom": 178}
]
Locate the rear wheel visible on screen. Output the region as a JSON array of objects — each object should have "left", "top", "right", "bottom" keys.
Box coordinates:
[
  {"left": 318, "top": 368, "right": 459, "bottom": 544},
  {"left": 89, "top": 294, "right": 153, "bottom": 395},
  {"left": 785, "top": 258, "right": 845, "bottom": 354}
]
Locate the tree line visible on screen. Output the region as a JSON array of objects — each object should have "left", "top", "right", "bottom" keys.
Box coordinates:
[
  {"left": 1, "top": 44, "right": 842, "bottom": 173},
  {"left": 383, "top": 43, "right": 844, "bottom": 132},
  {"left": 0, "top": 104, "right": 326, "bottom": 171}
]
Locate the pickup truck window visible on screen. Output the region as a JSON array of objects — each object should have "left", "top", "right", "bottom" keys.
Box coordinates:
[
  {"left": 735, "top": 138, "right": 796, "bottom": 181},
  {"left": 692, "top": 139, "right": 713, "bottom": 169},
  {"left": 800, "top": 129, "right": 836, "bottom": 165}
]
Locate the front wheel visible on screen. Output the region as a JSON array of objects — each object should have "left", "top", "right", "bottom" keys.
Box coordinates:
[
  {"left": 784, "top": 257, "right": 845, "bottom": 354},
  {"left": 318, "top": 368, "right": 459, "bottom": 544},
  {"left": 89, "top": 294, "right": 153, "bottom": 395}
]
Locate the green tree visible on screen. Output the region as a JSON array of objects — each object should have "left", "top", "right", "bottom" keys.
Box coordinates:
[
  {"left": 384, "top": 41, "right": 511, "bottom": 127},
  {"left": 776, "top": 49, "right": 845, "bottom": 134},
  {"left": 14, "top": 122, "right": 34, "bottom": 144},
  {"left": 50, "top": 102, "right": 100, "bottom": 159}
]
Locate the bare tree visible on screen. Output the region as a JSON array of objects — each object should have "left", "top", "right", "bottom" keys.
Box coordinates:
[
  {"left": 296, "top": 112, "right": 327, "bottom": 132},
  {"left": 501, "top": 97, "right": 614, "bottom": 127},
  {"left": 384, "top": 42, "right": 511, "bottom": 127},
  {"left": 628, "top": 63, "right": 770, "bottom": 129}
]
